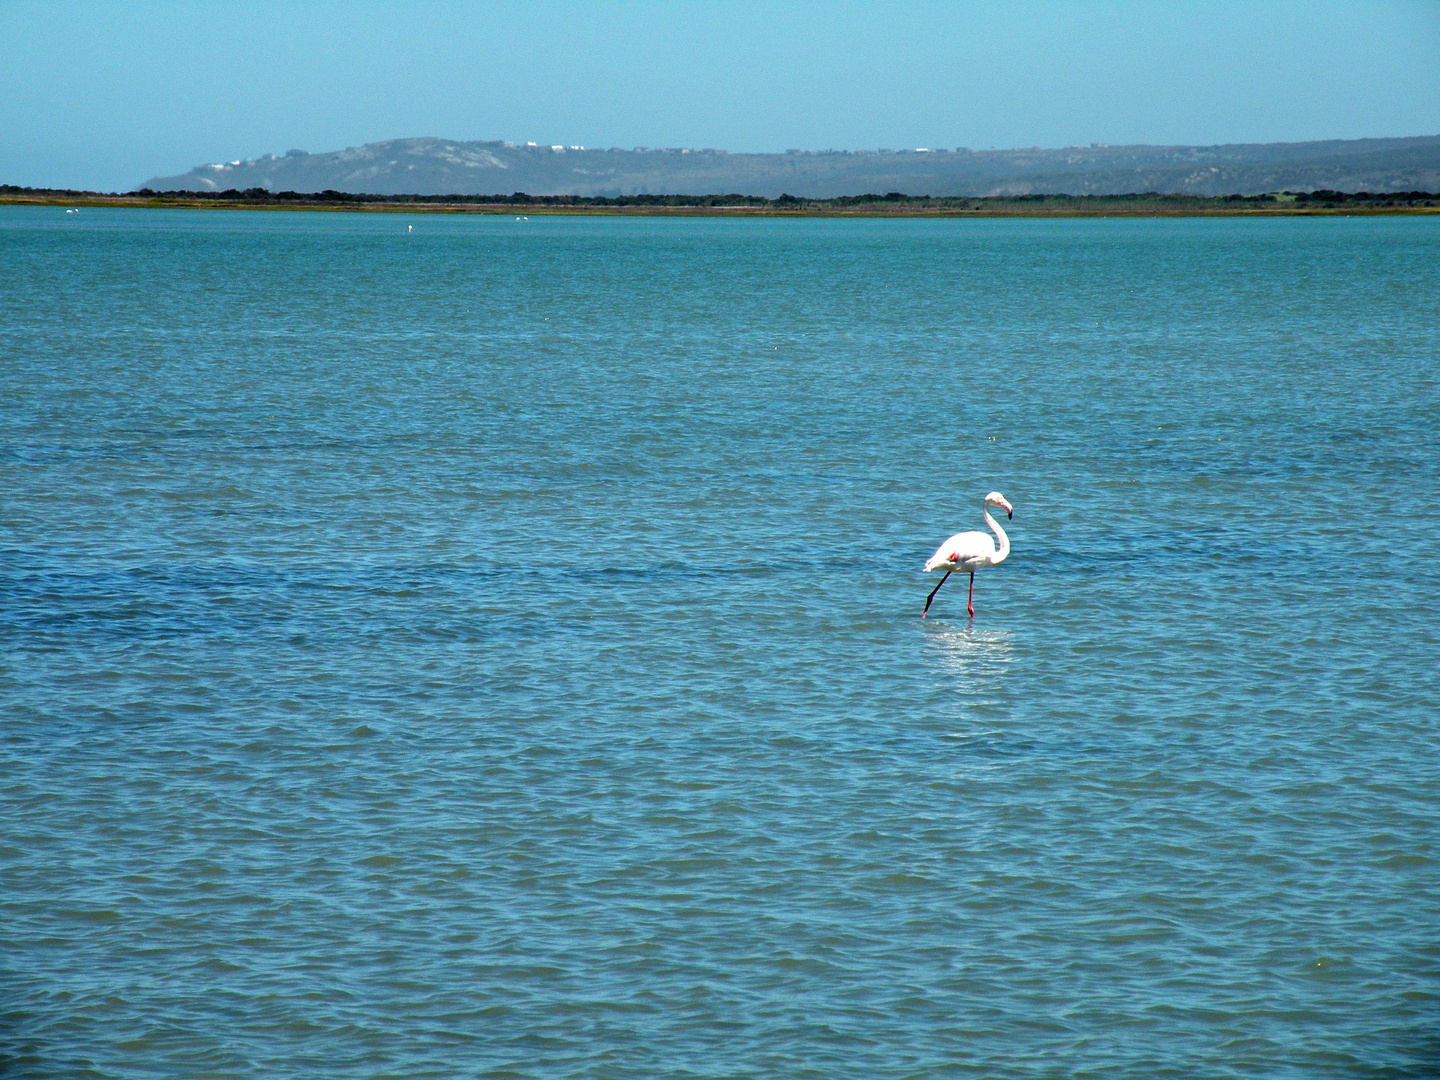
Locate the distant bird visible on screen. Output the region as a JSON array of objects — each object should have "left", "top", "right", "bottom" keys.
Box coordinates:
[
  {"left": 407, "top": 225, "right": 413, "bottom": 233},
  {"left": 922, "top": 491, "right": 1013, "bottom": 618}
]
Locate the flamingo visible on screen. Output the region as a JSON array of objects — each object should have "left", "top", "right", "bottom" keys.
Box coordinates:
[{"left": 921, "top": 491, "right": 1013, "bottom": 618}]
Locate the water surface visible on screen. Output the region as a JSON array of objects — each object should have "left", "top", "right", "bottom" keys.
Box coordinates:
[{"left": 2, "top": 207, "right": 1437, "bottom": 1078}]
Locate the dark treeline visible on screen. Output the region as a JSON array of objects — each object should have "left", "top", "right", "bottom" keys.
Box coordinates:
[
  {"left": 4, "top": 184, "right": 1438, "bottom": 211},
  {"left": 1283, "top": 189, "right": 1440, "bottom": 206},
  {"left": 114, "top": 188, "right": 1440, "bottom": 209}
]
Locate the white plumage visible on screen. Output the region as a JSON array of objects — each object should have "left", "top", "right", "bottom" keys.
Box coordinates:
[{"left": 922, "top": 491, "right": 1013, "bottom": 618}]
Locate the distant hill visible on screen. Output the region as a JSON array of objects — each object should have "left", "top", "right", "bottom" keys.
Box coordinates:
[{"left": 143, "top": 135, "right": 1440, "bottom": 198}]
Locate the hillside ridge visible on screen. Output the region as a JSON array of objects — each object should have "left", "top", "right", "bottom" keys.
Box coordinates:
[{"left": 144, "top": 135, "right": 1440, "bottom": 198}]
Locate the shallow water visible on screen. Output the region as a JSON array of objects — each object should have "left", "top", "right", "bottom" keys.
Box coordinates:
[{"left": 2, "top": 207, "right": 1437, "bottom": 1078}]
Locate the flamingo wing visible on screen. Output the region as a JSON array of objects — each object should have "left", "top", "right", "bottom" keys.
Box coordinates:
[{"left": 924, "top": 530, "right": 997, "bottom": 571}]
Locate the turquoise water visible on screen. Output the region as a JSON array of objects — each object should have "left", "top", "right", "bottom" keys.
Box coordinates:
[{"left": 2, "top": 206, "right": 1437, "bottom": 1078}]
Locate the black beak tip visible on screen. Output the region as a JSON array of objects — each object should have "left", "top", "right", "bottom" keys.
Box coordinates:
[{"left": 1007, "top": 510, "right": 1013, "bottom": 519}]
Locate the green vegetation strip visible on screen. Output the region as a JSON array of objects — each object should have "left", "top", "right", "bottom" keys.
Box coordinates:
[{"left": 4, "top": 185, "right": 1438, "bottom": 216}]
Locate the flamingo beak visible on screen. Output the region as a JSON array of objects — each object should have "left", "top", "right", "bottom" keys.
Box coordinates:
[{"left": 1007, "top": 508, "right": 1012, "bottom": 519}]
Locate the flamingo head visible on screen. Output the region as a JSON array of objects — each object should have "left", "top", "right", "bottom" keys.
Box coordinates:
[{"left": 985, "top": 491, "right": 1013, "bottom": 519}]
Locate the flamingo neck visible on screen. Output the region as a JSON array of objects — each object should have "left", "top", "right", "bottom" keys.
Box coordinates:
[{"left": 984, "top": 507, "right": 1010, "bottom": 565}]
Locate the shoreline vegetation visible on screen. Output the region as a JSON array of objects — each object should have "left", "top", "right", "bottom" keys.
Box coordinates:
[{"left": 4, "top": 184, "right": 1439, "bottom": 217}]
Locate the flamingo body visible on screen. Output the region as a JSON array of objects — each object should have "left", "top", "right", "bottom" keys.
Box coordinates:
[
  {"left": 925, "top": 530, "right": 999, "bottom": 573},
  {"left": 921, "top": 491, "right": 1013, "bottom": 618}
]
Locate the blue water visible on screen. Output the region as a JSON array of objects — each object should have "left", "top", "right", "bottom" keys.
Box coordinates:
[{"left": 2, "top": 206, "right": 1437, "bottom": 1078}]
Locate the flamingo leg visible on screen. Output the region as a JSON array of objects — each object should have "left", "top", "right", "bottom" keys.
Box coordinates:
[
  {"left": 967, "top": 572, "right": 975, "bottom": 618},
  {"left": 922, "top": 571, "right": 952, "bottom": 618}
]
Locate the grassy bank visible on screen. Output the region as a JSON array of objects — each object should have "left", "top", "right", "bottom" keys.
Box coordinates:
[{"left": 4, "top": 185, "right": 1438, "bottom": 216}]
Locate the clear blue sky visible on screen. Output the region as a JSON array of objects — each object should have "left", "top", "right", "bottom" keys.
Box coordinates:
[{"left": 3, "top": 0, "right": 1437, "bottom": 191}]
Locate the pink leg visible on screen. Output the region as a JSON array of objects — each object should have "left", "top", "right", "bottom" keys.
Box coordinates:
[{"left": 967, "top": 572, "right": 975, "bottom": 618}]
